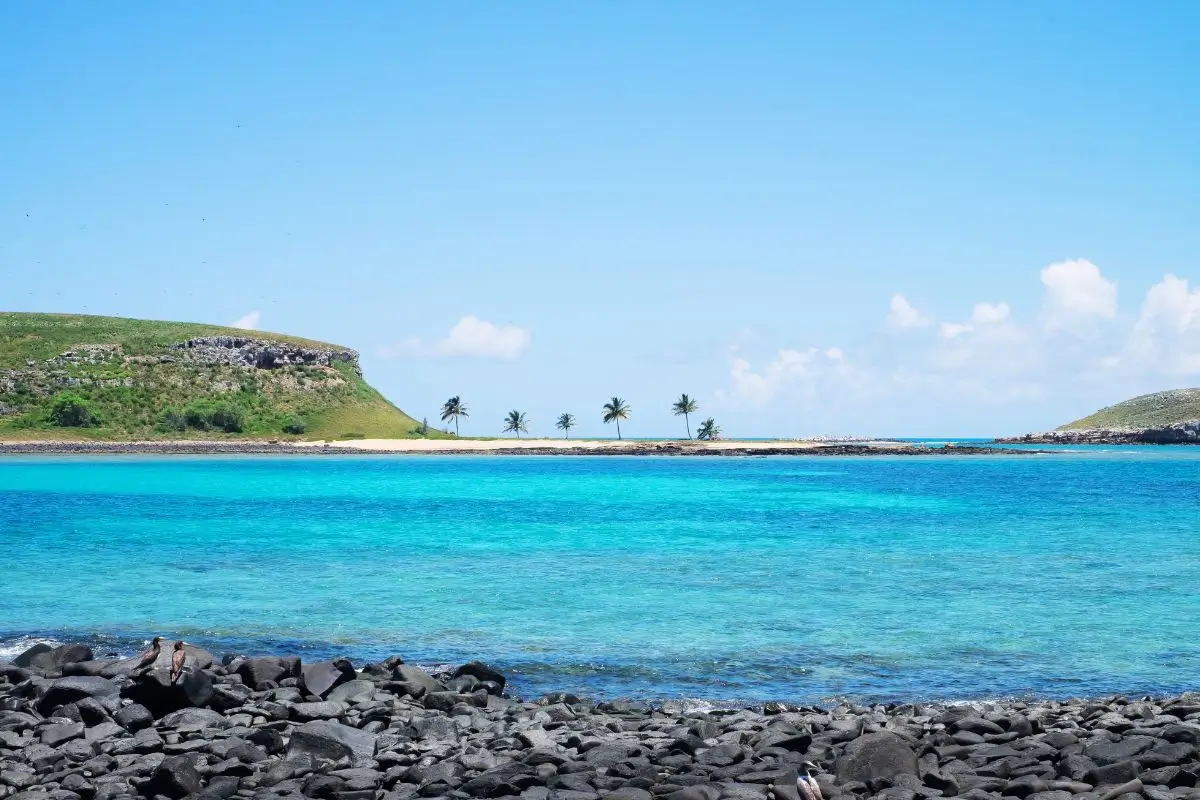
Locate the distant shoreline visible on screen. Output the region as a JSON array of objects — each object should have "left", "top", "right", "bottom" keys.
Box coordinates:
[{"left": 0, "top": 438, "right": 1042, "bottom": 456}]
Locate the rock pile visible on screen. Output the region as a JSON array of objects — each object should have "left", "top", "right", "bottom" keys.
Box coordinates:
[
  {"left": 174, "top": 338, "right": 360, "bottom": 373},
  {"left": 3, "top": 642, "right": 1199, "bottom": 800}
]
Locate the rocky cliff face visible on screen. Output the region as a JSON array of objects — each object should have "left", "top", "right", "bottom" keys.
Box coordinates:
[{"left": 174, "top": 337, "right": 361, "bottom": 375}]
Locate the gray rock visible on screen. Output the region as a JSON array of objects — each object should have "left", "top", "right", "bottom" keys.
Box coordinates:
[
  {"left": 14, "top": 643, "right": 93, "bottom": 673},
  {"left": 1084, "top": 762, "right": 1142, "bottom": 787},
  {"left": 393, "top": 664, "right": 445, "bottom": 696},
  {"left": 113, "top": 703, "right": 153, "bottom": 732},
  {"left": 453, "top": 661, "right": 507, "bottom": 693},
  {"left": 158, "top": 707, "right": 228, "bottom": 731},
  {"left": 836, "top": 732, "right": 919, "bottom": 784},
  {"left": 287, "top": 719, "right": 377, "bottom": 766},
  {"left": 289, "top": 700, "right": 347, "bottom": 721},
  {"left": 301, "top": 658, "right": 357, "bottom": 699},
  {"left": 38, "top": 676, "right": 119, "bottom": 715},
  {"left": 327, "top": 679, "right": 376, "bottom": 704},
  {"left": 41, "top": 721, "right": 85, "bottom": 746},
  {"left": 143, "top": 754, "right": 204, "bottom": 798}
]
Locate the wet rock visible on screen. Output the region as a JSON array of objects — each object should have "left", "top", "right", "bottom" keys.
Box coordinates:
[
  {"left": 14, "top": 643, "right": 94, "bottom": 673},
  {"left": 453, "top": 661, "right": 507, "bottom": 693}
]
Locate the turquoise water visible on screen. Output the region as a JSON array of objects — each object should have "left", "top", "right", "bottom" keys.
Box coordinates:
[{"left": 2, "top": 452, "right": 1199, "bottom": 704}]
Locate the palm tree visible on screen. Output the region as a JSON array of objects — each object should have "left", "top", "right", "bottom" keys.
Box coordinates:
[
  {"left": 440, "top": 396, "right": 468, "bottom": 436},
  {"left": 601, "top": 396, "right": 631, "bottom": 440},
  {"left": 555, "top": 413, "right": 575, "bottom": 439},
  {"left": 696, "top": 417, "right": 721, "bottom": 441},
  {"left": 502, "top": 410, "right": 529, "bottom": 438},
  {"left": 671, "top": 393, "right": 699, "bottom": 439}
]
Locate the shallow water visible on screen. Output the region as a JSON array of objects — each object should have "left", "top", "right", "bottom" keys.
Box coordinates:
[{"left": 2, "top": 451, "right": 1198, "bottom": 703}]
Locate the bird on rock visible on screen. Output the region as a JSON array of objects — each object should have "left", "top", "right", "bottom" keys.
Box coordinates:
[
  {"left": 798, "top": 761, "right": 824, "bottom": 800},
  {"left": 769, "top": 762, "right": 824, "bottom": 800},
  {"left": 132, "top": 637, "right": 163, "bottom": 675},
  {"left": 170, "top": 641, "right": 187, "bottom": 684}
]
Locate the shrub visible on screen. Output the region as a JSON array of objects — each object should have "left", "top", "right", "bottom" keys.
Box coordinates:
[
  {"left": 49, "top": 392, "right": 100, "bottom": 427},
  {"left": 282, "top": 416, "right": 306, "bottom": 435},
  {"left": 183, "top": 399, "right": 244, "bottom": 433},
  {"left": 161, "top": 407, "right": 187, "bottom": 432}
]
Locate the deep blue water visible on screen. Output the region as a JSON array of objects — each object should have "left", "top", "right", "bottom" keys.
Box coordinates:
[{"left": 1, "top": 451, "right": 1198, "bottom": 705}]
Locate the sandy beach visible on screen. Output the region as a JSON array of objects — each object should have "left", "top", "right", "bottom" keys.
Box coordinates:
[{"left": 291, "top": 438, "right": 895, "bottom": 452}]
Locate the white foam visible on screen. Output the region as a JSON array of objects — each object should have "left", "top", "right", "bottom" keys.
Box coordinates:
[{"left": 0, "top": 635, "right": 61, "bottom": 660}]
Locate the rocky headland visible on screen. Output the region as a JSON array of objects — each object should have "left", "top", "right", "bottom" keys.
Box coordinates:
[
  {"left": 2, "top": 642, "right": 1198, "bottom": 800},
  {"left": 995, "top": 423, "right": 1200, "bottom": 446}
]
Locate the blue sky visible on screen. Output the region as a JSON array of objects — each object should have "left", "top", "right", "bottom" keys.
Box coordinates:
[{"left": 2, "top": 3, "right": 1198, "bottom": 437}]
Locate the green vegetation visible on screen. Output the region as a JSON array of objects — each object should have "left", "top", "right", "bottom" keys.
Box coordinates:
[
  {"left": 0, "top": 312, "right": 434, "bottom": 441},
  {"left": 440, "top": 396, "right": 467, "bottom": 436},
  {"left": 601, "top": 396, "right": 630, "bottom": 440},
  {"left": 1058, "top": 388, "right": 1200, "bottom": 430},
  {"left": 49, "top": 391, "right": 101, "bottom": 427},
  {"left": 696, "top": 417, "right": 720, "bottom": 441},
  {"left": 502, "top": 410, "right": 529, "bottom": 438},
  {"left": 671, "top": 393, "right": 698, "bottom": 439},
  {"left": 555, "top": 412, "right": 575, "bottom": 438}
]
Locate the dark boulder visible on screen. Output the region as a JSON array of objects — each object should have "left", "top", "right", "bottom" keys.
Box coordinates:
[
  {"left": 836, "top": 732, "right": 919, "bottom": 785},
  {"left": 114, "top": 703, "right": 154, "bottom": 732},
  {"left": 11, "top": 642, "right": 53, "bottom": 667},
  {"left": 393, "top": 663, "right": 444, "bottom": 696},
  {"left": 122, "top": 668, "right": 214, "bottom": 718},
  {"left": 141, "top": 755, "right": 204, "bottom": 798},
  {"left": 453, "top": 660, "right": 506, "bottom": 693},
  {"left": 38, "top": 676, "right": 119, "bottom": 715},
  {"left": 1084, "top": 761, "right": 1141, "bottom": 787},
  {"left": 235, "top": 655, "right": 300, "bottom": 688},
  {"left": 287, "top": 719, "right": 378, "bottom": 766},
  {"left": 15, "top": 643, "right": 93, "bottom": 673},
  {"left": 301, "top": 658, "right": 357, "bottom": 699}
]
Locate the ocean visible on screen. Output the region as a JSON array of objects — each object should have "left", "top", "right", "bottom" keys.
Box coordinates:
[{"left": 2, "top": 450, "right": 1198, "bottom": 705}]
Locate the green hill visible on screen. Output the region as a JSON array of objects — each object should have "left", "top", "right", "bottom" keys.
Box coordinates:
[
  {"left": 0, "top": 312, "right": 440, "bottom": 441},
  {"left": 1058, "top": 388, "right": 1200, "bottom": 430}
]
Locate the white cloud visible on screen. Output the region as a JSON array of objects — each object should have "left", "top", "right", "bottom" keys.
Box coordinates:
[
  {"left": 230, "top": 311, "right": 260, "bottom": 330},
  {"left": 383, "top": 315, "right": 531, "bottom": 359},
  {"left": 1041, "top": 259, "right": 1117, "bottom": 334},
  {"left": 939, "top": 322, "right": 973, "bottom": 339},
  {"left": 971, "top": 302, "right": 1010, "bottom": 325},
  {"left": 724, "top": 346, "right": 863, "bottom": 408},
  {"left": 1114, "top": 274, "right": 1200, "bottom": 376},
  {"left": 886, "top": 294, "right": 931, "bottom": 330},
  {"left": 719, "top": 261, "right": 1200, "bottom": 426}
]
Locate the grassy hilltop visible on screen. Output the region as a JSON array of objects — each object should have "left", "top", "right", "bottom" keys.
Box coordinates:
[
  {"left": 1058, "top": 388, "right": 1200, "bottom": 430},
  {"left": 0, "top": 312, "right": 439, "bottom": 441}
]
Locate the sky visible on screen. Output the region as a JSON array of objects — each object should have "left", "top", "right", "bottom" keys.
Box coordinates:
[{"left": 2, "top": 3, "right": 1198, "bottom": 437}]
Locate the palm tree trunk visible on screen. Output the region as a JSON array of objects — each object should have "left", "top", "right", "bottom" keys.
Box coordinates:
[
  {"left": 455, "top": 418, "right": 459, "bottom": 437},
  {"left": 616, "top": 420, "right": 622, "bottom": 440},
  {"left": 685, "top": 412, "right": 691, "bottom": 439}
]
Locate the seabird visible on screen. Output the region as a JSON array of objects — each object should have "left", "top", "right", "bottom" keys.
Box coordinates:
[
  {"left": 768, "top": 761, "right": 824, "bottom": 800},
  {"left": 170, "top": 641, "right": 187, "bottom": 684},
  {"left": 798, "top": 761, "right": 824, "bottom": 800},
  {"left": 133, "top": 637, "right": 163, "bottom": 674}
]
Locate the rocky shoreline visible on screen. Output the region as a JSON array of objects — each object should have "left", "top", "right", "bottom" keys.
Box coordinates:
[
  {"left": 0, "top": 442, "right": 1039, "bottom": 457},
  {"left": 3, "top": 643, "right": 1198, "bottom": 800},
  {"left": 995, "top": 422, "right": 1200, "bottom": 445}
]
